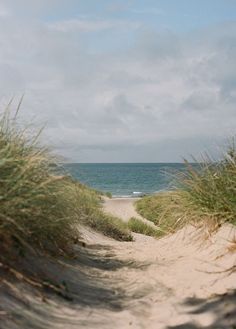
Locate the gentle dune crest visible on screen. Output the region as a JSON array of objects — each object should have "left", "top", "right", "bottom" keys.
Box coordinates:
[{"left": 1, "top": 220, "right": 236, "bottom": 329}]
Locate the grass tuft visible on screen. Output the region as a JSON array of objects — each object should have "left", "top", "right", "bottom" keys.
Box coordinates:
[
  {"left": 87, "top": 212, "right": 133, "bottom": 241},
  {"left": 136, "top": 140, "right": 236, "bottom": 236},
  {"left": 68, "top": 183, "right": 132, "bottom": 241},
  {"left": 179, "top": 143, "right": 236, "bottom": 225},
  {"left": 128, "top": 217, "right": 161, "bottom": 238},
  {"left": 135, "top": 191, "right": 190, "bottom": 236},
  {"left": 0, "top": 107, "right": 132, "bottom": 265}
]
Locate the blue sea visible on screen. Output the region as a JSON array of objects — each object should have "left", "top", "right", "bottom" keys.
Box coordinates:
[{"left": 63, "top": 163, "right": 187, "bottom": 197}]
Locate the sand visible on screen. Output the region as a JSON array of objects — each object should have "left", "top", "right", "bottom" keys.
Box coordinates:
[
  {"left": 1, "top": 198, "right": 236, "bottom": 329},
  {"left": 103, "top": 197, "right": 157, "bottom": 227},
  {"left": 102, "top": 197, "right": 142, "bottom": 222}
]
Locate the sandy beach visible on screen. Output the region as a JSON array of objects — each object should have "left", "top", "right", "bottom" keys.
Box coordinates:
[
  {"left": 2, "top": 197, "right": 236, "bottom": 329},
  {"left": 1, "top": 1, "right": 236, "bottom": 327},
  {"left": 102, "top": 197, "right": 142, "bottom": 221},
  {"left": 102, "top": 197, "right": 236, "bottom": 327}
]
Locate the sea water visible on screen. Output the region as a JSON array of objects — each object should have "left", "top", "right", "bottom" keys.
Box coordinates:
[{"left": 63, "top": 163, "right": 187, "bottom": 197}]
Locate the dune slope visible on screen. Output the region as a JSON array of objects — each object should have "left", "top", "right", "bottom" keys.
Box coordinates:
[{"left": 1, "top": 199, "right": 236, "bottom": 329}]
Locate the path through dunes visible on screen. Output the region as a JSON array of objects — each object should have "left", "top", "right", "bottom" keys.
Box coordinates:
[
  {"left": 102, "top": 197, "right": 157, "bottom": 227},
  {"left": 102, "top": 197, "right": 143, "bottom": 222},
  {"left": 1, "top": 200, "right": 236, "bottom": 329}
]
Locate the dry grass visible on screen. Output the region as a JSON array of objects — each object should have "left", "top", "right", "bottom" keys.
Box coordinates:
[
  {"left": 135, "top": 191, "right": 190, "bottom": 236},
  {"left": 179, "top": 144, "right": 236, "bottom": 226},
  {"left": 136, "top": 140, "right": 236, "bottom": 237},
  {"left": 0, "top": 107, "right": 132, "bottom": 267},
  {"left": 68, "top": 184, "right": 132, "bottom": 241},
  {"left": 128, "top": 217, "right": 161, "bottom": 237}
]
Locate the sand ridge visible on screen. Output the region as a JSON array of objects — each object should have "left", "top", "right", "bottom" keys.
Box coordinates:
[{"left": 1, "top": 198, "right": 236, "bottom": 329}]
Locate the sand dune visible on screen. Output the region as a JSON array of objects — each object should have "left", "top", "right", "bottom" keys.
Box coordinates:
[
  {"left": 103, "top": 197, "right": 157, "bottom": 227},
  {"left": 102, "top": 197, "right": 143, "bottom": 222},
  {"left": 1, "top": 199, "right": 236, "bottom": 328}
]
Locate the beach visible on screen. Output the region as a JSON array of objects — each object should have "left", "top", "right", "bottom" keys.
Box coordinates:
[
  {"left": 1, "top": 1, "right": 236, "bottom": 327},
  {"left": 102, "top": 197, "right": 143, "bottom": 221},
  {"left": 2, "top": 197, "right": 235, "bottom": 329},
  {"left": 102, "top": 197, "right": 236, "bottom": 327}
]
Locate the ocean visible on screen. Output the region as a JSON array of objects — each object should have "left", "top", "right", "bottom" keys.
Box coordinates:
[{"left": 63, "top": 163, "right": 187, "bottom": 197}]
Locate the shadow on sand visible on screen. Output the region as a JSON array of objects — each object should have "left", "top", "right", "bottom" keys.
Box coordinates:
[
  {"left": 0, "top": 242, "right": 148, "bottom": 329},
  {"left": 168, "top": 290, "right": 236, "bottom": 329}
]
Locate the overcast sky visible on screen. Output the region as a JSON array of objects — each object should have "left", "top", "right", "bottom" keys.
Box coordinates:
[{"left": 0, "top": 0, "right": 235, "bottom": 162}]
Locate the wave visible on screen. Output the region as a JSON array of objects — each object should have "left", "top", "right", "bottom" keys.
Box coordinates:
[{"left": 112, "top": 191, "right": 147, "bottom": 198}]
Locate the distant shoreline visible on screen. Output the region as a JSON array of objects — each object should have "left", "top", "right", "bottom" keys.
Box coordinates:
[
  {"left": 111, "top": 189, "right": 171, "bottom": 199},
  {"left": 62, "top": 163, "right": 187, "bottom": 197}
]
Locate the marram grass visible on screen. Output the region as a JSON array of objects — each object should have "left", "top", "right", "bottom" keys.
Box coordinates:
[
  {"left": 136, "top": 141, "right": 236, "bottom": 236},
  {"left": 135, "top": 191, "right": 190, "bottom": 236},
  {"left": 67, "top": 182, "right": 132, "bottom": 241},
  {"left": 179, "top": 145, "right": 236, "bottom": 225},
  {"left": 128, "top": 217, "right": 161, "bottom": 238},
  {"left": 0, "top": 109, "right": 132, "bottom": 262}
]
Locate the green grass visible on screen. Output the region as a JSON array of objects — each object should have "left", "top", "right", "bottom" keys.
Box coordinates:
[
  {"left": 135, "top": 191, "right": 190, "bottom": 236},
  {"left": 68, "top": 182, "right": 132, "bottom": 241},
  {"left": 128, "top": 217, "right": 161, "bottom": 237},
  {"left": 0, "top": 108, "right": 132, "bottom": 264},
  {"left": 179, "top": 145, "right": 236, "bottom": 225},
  {"left": 136, "top": 141, "right": 236, "bottom": 236},
  {"left": 86, "top": 212, "right": 132, "bottom": 241}
]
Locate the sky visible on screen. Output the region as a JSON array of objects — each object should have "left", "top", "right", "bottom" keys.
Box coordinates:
[{"left": 0, "top": 0, "right": 236, "bottom": 162}]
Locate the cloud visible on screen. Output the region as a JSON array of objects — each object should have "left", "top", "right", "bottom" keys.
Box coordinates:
[
  {"left": 0, "top": 4, "right": 10, "bottom": 17},
  {"left": 48, "top": 18, "right": 141, "bottom": 33},
  {"left": 0, "top": 4, "right": 235, "bottom": 161},
  {"left": 131, "top": 8, "right": 165, "bottom": 16},
  {"left": 106, "top": 0, "right": 134, "bottom": 14}
]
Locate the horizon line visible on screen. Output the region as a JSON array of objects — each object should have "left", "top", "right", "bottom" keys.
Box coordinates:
[{"left": 62, "top": 161, "right": 197, "bottom": 164}]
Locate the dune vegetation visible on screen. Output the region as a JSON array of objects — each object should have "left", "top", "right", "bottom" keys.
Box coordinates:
[
  {"left": 0, "top": 108, "right": 132, "bottom": 268},
  {"left": 128, "top": 217, "right": 161, "bottom": 237},
  {"left": 1, "top": 104, "right": 235, "bottom": 258},
  {"left": 136, "top": 142, "right": 236, "bottom": 237},
  {"left": 135, "top": 191, "right": 190, "bottom": 237}
]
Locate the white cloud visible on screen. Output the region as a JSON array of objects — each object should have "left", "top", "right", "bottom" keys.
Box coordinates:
[
  {"left": 0, "top": 4, "right": 9, "bottom": 17},
  {"left": 48, "top": 18, "right": 141, "bottom": 33},
  {"left": 131, "top": 8, "right": 165, "bottom": 16},
  {"left": 0, "top": 7, "right": 235, "bottom": 161}
]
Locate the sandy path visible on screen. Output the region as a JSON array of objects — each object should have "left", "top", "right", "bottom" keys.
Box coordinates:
[
  {"left": 1, "top": 199, "right": 236, "bottom": 329},
  {"left": 103, "top": 197, "right": 157, "bottom": 227},
  {"left": 102, "top": 197, "right": 143, "bottom": 222},
  {"left": 83, "top": 225, "right": 236, "bottom": 328}
]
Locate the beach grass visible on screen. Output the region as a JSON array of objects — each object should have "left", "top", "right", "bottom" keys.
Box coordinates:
[
  {"left": 179, "top": 143, "right": 236, "bottom": 226},
  {"left": 128, "top": 217, "right": 161, "bottom": 237},
  {"left": 135, "top": 191, "right": 190, "bottom": 236},
  {"left": 0, "top": 108, "right": 132, "bottom": 265},
  {"left": 136, "top": 141, "right": 236, "bottom": 235},
  {"left": 69, "top": 183, "right": 132, "bottom": 241},
  {"left": 86, "top": 211, "right": 133, "bottom": 241}
]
